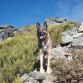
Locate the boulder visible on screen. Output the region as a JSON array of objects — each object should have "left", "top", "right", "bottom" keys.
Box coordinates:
[
  {"left": 0, "top": 25, "right": 17, "bottom": 42},
  {"left": 72, "top": 37, "right": 83, "bottom": 48},
  {"left": 62, "top": 28, "right": 78, "bottom": 36},
  {"left": 61, "top": 22, "right": 83, "bottom": 49},
  {"left": 42, "top": 79, "right": 52, "bottom": 83},
  {"left": 21, "top": 74, "right": 29, "bottom": 82},
  {"left": 21, "top": 71, "right": 54, "bottom": 83},
  {"left": 61, "top": 28, "right": 78, "bottom": 44},
  {"left": 6, "top": 25, "right": 16, "bottom": 37},
  {"left": 45, "top": 17, "right": 67, "bottom": 25},
  {"left": 0, "top": 29, "right": 8, "bottom": 41},
  {"left": 61, "top": 35, "right": 73, "bottom": 44},
  {"left": 73, "top": 33, "right": 83, "bottom": 38},
  {"left": 21, "top": 71, "right": 46, "bottom": 83},
  {"left": 51, "top": 47, "right": 72, "bottom": 61},
  {"left": 52, "top": 47, "right": 64, "bottom": 57},
  {"left": 78, "top": 22, "right": 83, "bottom": 32}
]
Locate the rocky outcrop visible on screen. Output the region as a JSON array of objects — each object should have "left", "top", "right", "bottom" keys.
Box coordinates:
[
  {"left": 51, "top": 22, "right": 83, "bottom": 61},
  {"left": 61, "top": 22, "right": 83, "bottom": 49},
  {"left": 0, "top": 25, "right": 17, "bottom": 42},
  {"left": 51, "top": 46, "right": 73, "bottom": 61},
  {"left": 78, "top": 22, "right": 83, "bottom": 32},
  {"left": 20, "top": 22, "right": 83, "bottom": 83},
  {"left": 21, "top": 71, "right": 52, "bottom": 83},
  {"left": 61, "top": 28, "right": 78, "bottom": 44},
  {"left": 45, "top": 17, "right": 67, "bottom": 25}
]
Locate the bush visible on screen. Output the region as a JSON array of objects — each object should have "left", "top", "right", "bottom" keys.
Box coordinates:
[
  {"left": 0, "top": 26, "right": 38, "bottom": 83},
  {"left": 13, "top": 75, "right": 22, "bottom": 83},
  {"left": 52, "top": 49, "right": 83, "bottom": 83}
]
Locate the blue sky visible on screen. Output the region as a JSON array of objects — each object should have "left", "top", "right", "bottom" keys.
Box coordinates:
[{"left": 0, "top": 0, "right": 83, "bottom": 27}]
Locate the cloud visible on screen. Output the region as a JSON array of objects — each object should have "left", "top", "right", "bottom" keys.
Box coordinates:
[
  {"left": 50, "top": 0, "right": 71, "bottom": 17},
  {"left": 50, "top": 0, "right": 83, "bottom": 22},
  {"left": 68, "top": 3, "right": 83, "bottom": 22}
]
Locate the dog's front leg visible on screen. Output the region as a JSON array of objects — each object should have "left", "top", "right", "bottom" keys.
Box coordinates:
[{"left": 39, "top": 49, "right": 45, "bottom": 73}]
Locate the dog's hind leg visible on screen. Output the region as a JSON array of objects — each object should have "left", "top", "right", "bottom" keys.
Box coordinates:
[
  {"left": 46, "top": 43, "right": 53, "bottom": 74},
  {"left": 47, "top": 54, "right": 52, "bottom": 74}
]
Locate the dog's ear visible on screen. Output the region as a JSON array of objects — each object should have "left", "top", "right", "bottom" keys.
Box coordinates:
[{"left": 43, "top": 21, "right": 47, "bottom": 30}]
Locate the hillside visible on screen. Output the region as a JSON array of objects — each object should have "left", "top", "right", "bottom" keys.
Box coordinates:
[{"left": 0, "top": 18, "right": 83, "bottom": 83}]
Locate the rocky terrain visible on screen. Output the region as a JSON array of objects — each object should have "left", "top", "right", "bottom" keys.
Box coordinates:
[
  {"left": 0, "top": 25, "right": 17, "bottom": 42},
  {"left": 0, "top": 18, "right": 83, "bottom": 83},
  {"left": 21, "top": 71, "right": 53, "bottom": 83},
  {"left": 45, "top": 17, "right": 67, "bottom": 25},
  {"left": 0, "top": 17, "right": 67, "bottom": 42},
  {"left": 52, "top": 23, "right": 83, "bottom": 60},
  {"left": 20, "top": 22, "right": 83, "bottom": 83}
]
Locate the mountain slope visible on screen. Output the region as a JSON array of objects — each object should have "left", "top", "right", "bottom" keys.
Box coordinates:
[{"left": 0, "top": 20, "right": 80, "bottom": 83}]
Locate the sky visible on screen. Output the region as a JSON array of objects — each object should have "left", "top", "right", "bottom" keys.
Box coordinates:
[{"left": 0, "top": 0, "right": 83, "bottom": 27}]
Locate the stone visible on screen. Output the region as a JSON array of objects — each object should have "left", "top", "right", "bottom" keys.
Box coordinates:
[
  {"left": 0, "top": 29, "right": 8, "bottom": 41},
  {"left": 72, "top": 37, "right": 83, "bottom": 48},
  {"left": 45, "top": 17, "right": 67, "bottom": 25},
  {"left": 51, "top": 47, "right": 72, "bottom": 61},
  {"left": 42, "top": 79, "right": 52, "bottom": 83},
  {"left": 21, "top": 71, "right": 46, "bottom": 83},
  {"left": 0, "top": 25, "right": 17, "bottom": 42},
  {"left": 73, "top": 33, "right": 83, "bottom": 38},
  {"left": 78, "top": 22, "right": 83, "bottom": 32},
  {"left": 51, "top": 47, "right": 64, "bottom": 57},
  {"left": 62, "top": 28, "right": 78, "bottom": 36},
  {"left": 21, "top": 74, "right": 29, "bottom": 82},
  {"left": 61, "top": 28, "right": 78, "bottom": 44},
  {"left": 61, "top": 35, "right": 73, "bottom": 44}
]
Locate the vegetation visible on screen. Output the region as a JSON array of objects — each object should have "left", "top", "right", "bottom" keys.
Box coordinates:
[
  {"left": 0, "top": 26, "right": 38, "bottom": 83},
  {"left": 48, "top": 21, "right": 79, "bottom": 47},
  {"left": 0, "top": 21, "right": 79, "bottom": 83},
  {"left": 13, "top": 75, "right": 22, "bottom": 83},
  {"left": 52, "top": 49, "right": 83, "bottom": 83}
]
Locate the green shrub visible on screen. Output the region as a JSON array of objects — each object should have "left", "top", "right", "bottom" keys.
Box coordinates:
[
  {"left": 13, "top": 75, "right": 22, "bottom": 83},
  {"left": 0, "top": 26, "right": 38, "bottom": 83}
]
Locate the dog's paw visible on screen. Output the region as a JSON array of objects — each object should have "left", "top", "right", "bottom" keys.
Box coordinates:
[
  {"left": 47, "top": 68, "right": 52, "bottom": 74},
  {"left": 40, "top": 68, "right": 45, "bottom": 74}
]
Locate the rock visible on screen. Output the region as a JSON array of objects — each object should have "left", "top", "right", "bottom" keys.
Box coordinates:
[
  {"left": 26, "top": 77, "right": 37, "bottom": 83},
  {"left": 21, "top": 74, "right": 29, "bottom": 82},
  {"left": 42, "top": 79, "right": 52, "bottom": 83},
  {"left": 0, "top": 36, "right": 3, "bottom": 42},
  {"left": 72, "top": 37, "right": 83, "bottom": 48},
  {"left": 61, "top": 35, "right": 73, "bottom": 44},
  {"left": 0, "top": 29, "right": 8, "bottom": 41},
  {"left": 61, "top": 22, "right": 83, "bottom": 49},
  {"left": 6, "top": 25, "right": 15, "bottom": 37},
  {"left": 52, "top": 47, "right": 64, "bottom": 57},
  {"left": 78, "top": 22, "right": 83, "bottom": 32},
  {"left": 51, "top": 47, "right": 72, "bottom": 61},
  {"left": 21, "top": 71, "right": 55, "bottom": 83},
  {"left": 61, "top": 28, "right": 78, "bottom": 44},
  {"left": 45, "top": 17, "right": 67, "bottom": 25},
  {"left": 21, "top": 71, "right": 46, "bottom": 83},
  {"left": 54, "top": 22, "right": 83, "bottom": 60},
  {"left": 73, "top": 33, "right": 83, "bottom": 38},
  {"left": 0, "top": 25, "right": 17, "bottom": 42},
  {"left": 62, "top": 28, "right": 78, "bottom": 36}
]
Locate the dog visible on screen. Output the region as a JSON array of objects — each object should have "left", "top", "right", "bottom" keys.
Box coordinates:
[{"left": 39, "top": 28, "right": 53, "bottom": 74}]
